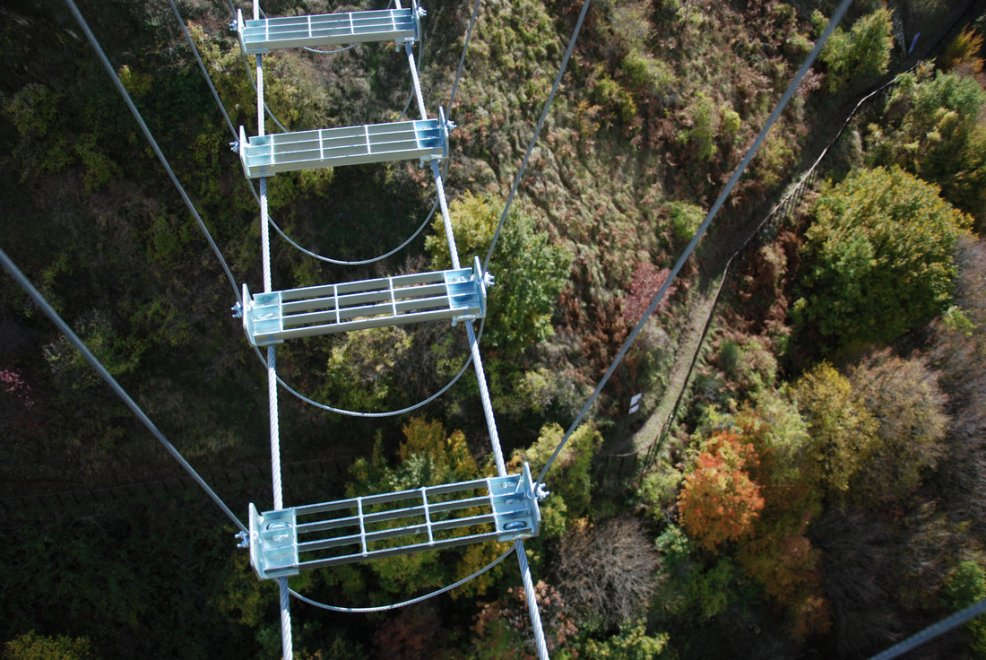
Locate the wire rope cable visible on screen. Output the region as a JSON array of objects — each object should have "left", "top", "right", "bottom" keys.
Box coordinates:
[
  {"left": 482, "top": 0, "right": 591, "bottom": 272},
  {"left": 871, "top": 598, "right": 986, "bottom": 659},
  {"left": 255, "top": 317, "right": 486, "bottom": 418},
  {"left": 290, "top": 545, "right": 515, "bottom": 613},
  {"left": 69, "top": 0, "right": 474, "bottom": 419},
  {"left": 0, "top": 247, "right": 247, "bottom": 533},
  {"left": 447, "top": 0, "right": 482, "bottom": 113},
  {"left": 534, "top": 0, "right": 853, "bottom": 486},
  {"left": 62, "top": 0, "right": 241, "bottom": 306},
  {"left": 244, "top": 180, "right": 440, "bottom": 266},
  {"left": 168, "top": 0, "right": 236, "bottom": 138}
]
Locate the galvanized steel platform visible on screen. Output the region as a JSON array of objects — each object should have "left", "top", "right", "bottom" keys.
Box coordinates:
[
  {"left": 235, "top": 4, "right": 422, "bottom": 55},
  {"left": 248, "top": 464, "right": 541, "bottom": 579},
  {"left": 238, "top": 110, "right": 450, "bottom": 178},
  {"left": 241, "top": 257, "right": 488, "bottom": 346}
]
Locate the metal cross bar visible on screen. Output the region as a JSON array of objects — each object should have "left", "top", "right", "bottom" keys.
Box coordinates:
[
  {"left": 235, "top": 3, "right": 423, "bottom": 54},
  {"left": 237, "top": 110, "right": 450, "bottom": 178},
  {"left": 248, "top": 464, "right": 540, "bottom": 579},
  {"left": 241, "top": 257, "right": 488, "bottom": 346}
]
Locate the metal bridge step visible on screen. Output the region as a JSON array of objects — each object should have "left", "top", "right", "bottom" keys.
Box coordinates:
[
  {"left": 241, "top": 257, "right": 488, "bottom": 346},
  {"left": 248, "top": 464, "right": 540, "bottom": 579},
  {"left": 235, "top": 3, "right": 423, "bottom": 55},
  {"left": 237, "top": 109, "right": 450, "bottom": 178}
]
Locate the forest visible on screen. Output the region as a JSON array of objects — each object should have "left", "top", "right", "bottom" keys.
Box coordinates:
[{"left": 2, "top": 0, "right": 986, "bottom": 657}]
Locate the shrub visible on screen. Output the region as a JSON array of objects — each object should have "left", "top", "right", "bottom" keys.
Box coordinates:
[
  {"left": 666, "top": 200, "right": 705, "bottom": 245},
  {"left": 818, "top": 8, "right": 893, "bottom": 92}
]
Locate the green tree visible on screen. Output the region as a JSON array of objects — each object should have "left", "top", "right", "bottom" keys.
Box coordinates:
[
  {"left": 942, "top": 560, "right": 986, "bottom": 656},
  {"left": 866, "top": 65, "right": 986, "bottom": 227},
  {"left": 582, "top": 621, "right": 669, "bottom": 659},
  {"left": 511, "top": 423, "right": 602, "bottom": 537},
  {"left": 792, "top": 363, "right": 878, "bottom": 497},
  {"left": 793, "top": 166, "right": 971, "bottom": 350},
  {"left": 426, "top": 193, "right": 572, "bottom": 353},
  {"left": 4, "top": 631, "right": 94, "bottom": 660},
  {"left": 817, "top": 8, "right": 892, "bottom": 92},
  {"left": 321, "top": 327, "right": 411, "bottom": 412}
]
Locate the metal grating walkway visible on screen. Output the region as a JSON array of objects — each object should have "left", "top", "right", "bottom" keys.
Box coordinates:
[
  {"left": 237, "top": 111, "right": 450, "bottom": 178},
  {"left": 241, "top": 257, "right": 488, "bottom": 346},
  {"left": 236, "top": 4, "right": 422, "bottom": 55},
  {"left": 248, "top": 464, "right": 540, "bottom": 579}
]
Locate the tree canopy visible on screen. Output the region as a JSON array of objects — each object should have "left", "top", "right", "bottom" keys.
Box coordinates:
[{"left": 793, "top": 166, "right": 971, "bottom": 350}]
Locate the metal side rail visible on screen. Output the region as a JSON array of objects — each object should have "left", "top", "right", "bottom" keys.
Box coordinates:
[
  {"left": 234, "top": 3, "right": 423, "bottom": 54},
  {"left": 247, "top": 463, "right": 540, "bottom": 579},
  {"left": 237, "top": 108, "right": 451, "bottom": 178},
  {"left": 238, "top": 257, "right": 489, "bottom": 346}
]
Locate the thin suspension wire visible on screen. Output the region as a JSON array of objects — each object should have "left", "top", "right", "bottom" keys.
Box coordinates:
[
  {"left": 535, "top": 0, "right": 854, "bottom": 486},
  {"left": 290, "top": 545, "right": 514, "bottom": 613},
  {"left": 0, "top": 248, "right": 246, "bottom": 533},
  {"left": 304, "top": 43, "right": 359, "bottom": 55},
  {"left": 483, "top": 0, "right": 591, "bottom": 272},
  {"left": 168, "top": 0, "right": 236, "bottom": 138},
  {"left": 447, "top": 0, "right": 482, "bottom": 112},
  {"left": 871, "top": 598, "right": 986, "bottom": 659},
  {"left": 62, "top": 0, "right": 241, "bottom": 305},
  {"left": 245, "top": 180, "right": 440, "bottom": 266}
]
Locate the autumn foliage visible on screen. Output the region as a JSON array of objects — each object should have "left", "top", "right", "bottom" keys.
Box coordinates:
[{"left": 677, "top": 432, "right": 765, "bottom": 551}]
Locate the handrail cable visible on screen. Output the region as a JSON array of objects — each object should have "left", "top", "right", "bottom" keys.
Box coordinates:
[
  {"left": 535, "top": 0, "right": 853, "bottom": 486},
  {"left": 0, "top": 248, "right": 246, "bottom": 534},
  {"left": 290, "top": 545, "right": 514, "bottom": 613}
]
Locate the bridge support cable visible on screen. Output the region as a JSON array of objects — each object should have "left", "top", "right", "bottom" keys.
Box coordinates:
[
  {"left": 428, "top": 141, "right": 550, "bottom": 658},
  {"left": 251, "top": 2, "right": 293, "bottom": 655},
  {"left": 0, "top": 248, "right": 246, "bottom": 534},
  {"left": 534, "top": 0, "right": 854, "bottom": 487},
  {"left": 394, "top": 0, "right": 548, "bottom": 645}
]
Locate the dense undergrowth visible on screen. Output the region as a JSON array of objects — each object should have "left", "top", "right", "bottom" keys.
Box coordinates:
[{"left": 1, "top": 0, "right": 984, "bottom": 657}]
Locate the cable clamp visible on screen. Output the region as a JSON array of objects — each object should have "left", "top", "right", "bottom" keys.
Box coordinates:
[
  {"left": 483, "top": 271, "right": 495, "bottom": 288},
  {"left": 534, "top": 482, "right": 550, "bottom": 501},
  {"left": 229, "top": 139, "right": 239, "bottom": 153},
  {"left": 228, "top": 19, "right": 238, "bottom": 32},
  {"left": 231, "top": 302, "right": 243, "bottom": 318},
  {"left": 235, "top": 530, "right": 249, "bottom": 548}
]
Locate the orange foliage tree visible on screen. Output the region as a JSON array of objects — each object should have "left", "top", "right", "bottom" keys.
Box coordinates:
[{"left": 677, "top": 432, "right": 765, "bottom": 551}]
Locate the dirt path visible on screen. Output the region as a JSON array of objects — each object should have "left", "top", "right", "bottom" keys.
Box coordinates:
[{"left": 629, "top": 270, "right": 725, "bottom": 458}]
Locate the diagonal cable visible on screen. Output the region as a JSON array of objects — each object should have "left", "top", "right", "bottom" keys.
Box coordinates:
[
  {"left": 0, "top": 247, "right": 246, "bottom": 533},
  {"left": 483, "top": 0, "right": 591, "bottom": 272},
  {"left": 535, "top": 0, "right": 854, "bottom": 486},
  {"left": 871, "top": 598, "right": 986, "bottom": 659},
  {"left": 63, "top": 0, "right": 241, "bottom": 304}
]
